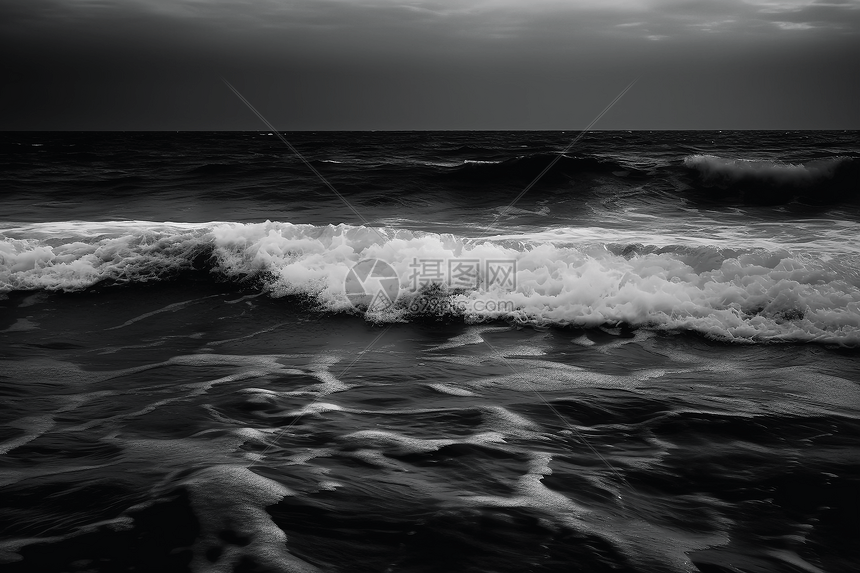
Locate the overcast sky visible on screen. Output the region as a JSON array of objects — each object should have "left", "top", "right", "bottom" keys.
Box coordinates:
[{"left": 2, "top": 0, "right": 858, "bottom": 129}]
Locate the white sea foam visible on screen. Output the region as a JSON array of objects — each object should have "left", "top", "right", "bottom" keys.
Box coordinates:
[
  {"left": 458, "top": 450, "right": 729, "bottom": 572},
  {"left": 181, "top": 465, "right": 318, "bottom": 573},
  {"left": 341, "top": 429, "right": 507, "bottom": 456},
  {"left": 570, "top": 334, "right": 596, "bottom": 347},
  {"left": 426, "top": 383, "right": 477, "bottom": 396},
  {"left": 3, "top": 220, "right": 860, "bottom": 344},
  {"left": 426, "top": 325, "right": 512, "bottom": 350}
]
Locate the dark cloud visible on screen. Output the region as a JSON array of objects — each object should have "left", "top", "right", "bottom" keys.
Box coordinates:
[{"left": 1, "top": 0, "right": 858, "bottom": 129}]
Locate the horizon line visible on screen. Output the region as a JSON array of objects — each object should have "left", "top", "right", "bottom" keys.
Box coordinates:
[{"left": 3, "top": 128, "right": 858, "bottom": 133}]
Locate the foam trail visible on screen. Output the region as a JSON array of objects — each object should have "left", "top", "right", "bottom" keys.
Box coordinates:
[
  {"left": 0, "top": 416, "right": 55, "bottom": 455},
  {"left": 181, "top": 465, "right": 318, "bottom": 573},
  {"left": 106, "top": 298, "right": 215, "bottom": 330}
]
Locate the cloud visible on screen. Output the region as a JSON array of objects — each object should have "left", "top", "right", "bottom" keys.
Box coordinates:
[
  {"left": 2, "top": 0, "right": 858, "bottom": 130},
  {"left": 745, "top": 0, "right": 818, "bottom": 12},
  {"left": 5, "top": 0, "right": 860, "bottom": 43},
  {"left": 773, "top": 20, "right": 817, "bottom": 28}
]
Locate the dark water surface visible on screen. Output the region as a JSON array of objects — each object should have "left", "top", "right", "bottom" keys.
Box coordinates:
[{"left": 1, "top": 131, "right": 859, "bottom": 572}]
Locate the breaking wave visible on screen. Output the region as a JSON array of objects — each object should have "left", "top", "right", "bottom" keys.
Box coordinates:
[
  {"left": 2, "top": 221, "right": 860, "bottom": 345},
  {"left": 683, "top": 155, "right": 860, "bottom": 204}
]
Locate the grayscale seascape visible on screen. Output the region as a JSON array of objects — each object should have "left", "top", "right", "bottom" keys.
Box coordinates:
[{"left": 2, "top": 1, "right": 860, "bottom": 572}]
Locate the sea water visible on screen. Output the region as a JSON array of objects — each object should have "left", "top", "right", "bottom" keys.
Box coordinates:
[{"left": 1, "top": 130, "right": 859, "bottom": 572}]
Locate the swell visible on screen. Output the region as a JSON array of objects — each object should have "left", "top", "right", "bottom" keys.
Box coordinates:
[
  {"left": 3, "top": 221, "right": 860, "bottom": 345},
  {"left": 682, "top": 154, "right": 860, "bottom": 205},
  {"left": 6, "top": 132, "right": 859, "bottom": 210},
  {"left": 172, "top": 152, "right": 859, "bottom": 208}
]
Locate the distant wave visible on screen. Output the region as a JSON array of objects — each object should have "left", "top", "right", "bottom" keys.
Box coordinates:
[
  {"left": 683, "top": 155, "right": 860, "bottom": 204},
  {"left": 93, "top": 152, "right": 860, "bottom": 208},
  {"left": 437, "top": 144, "right": 507, "bottom": 158},
  {"left": 440, "top": 153, "right": 635, "bottom": 185},
  {"left": 309, "top": 152, "right": 630, "bottom": 179},
  {"left": 3, "top": 221, "right": 860, "bottom": 345}
]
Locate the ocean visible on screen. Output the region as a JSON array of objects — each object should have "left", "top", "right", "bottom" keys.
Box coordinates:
[{"left": 1, "top": 130, "right": 859, "bottom": 572}]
